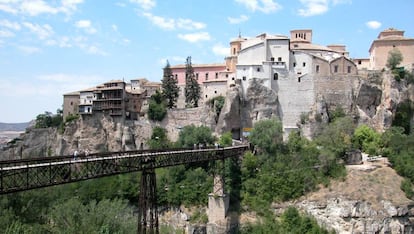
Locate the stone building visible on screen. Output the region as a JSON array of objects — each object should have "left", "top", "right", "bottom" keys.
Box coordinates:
[
  {"left": 236, "top": 29, "right": 357, "bottom": 135},
  {"left": 170, "top": 63, "right": 230, "bottom": 108},
  {"left": 369, "top": 28, "right": 414, "bottom": 70},
  {"left": 63, "top": 78, "right": 159, "bottom": 121}
]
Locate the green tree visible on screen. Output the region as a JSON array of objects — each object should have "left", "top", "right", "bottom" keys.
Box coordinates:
[
  {"left": 147, "top": 126, "right": 171, "bottom": 149},
  {"left": 386, "top": 48, "right": 403, "bottom": 70},
  {"left": 249, "top": 118, "right": 283, "bottom": 154},
  {"left": 184, "top": 56, "right": 200, "bottom": 108},
  {"left": 392, "top": 100, "right": 414, "bottom": 134},
  {"left": 176, "top": 125, "right": 216, "bottom": 148},
  {"left": 353, "top": 125, "right": 381, "bottom": 155},
  {"left": 148, "top": 90, "right": 167, "bottom": 121},
  {"left": 162, "top": 60, "right": 180, "bottom": 109},
  {"left": 218, "top": 131, "right": 233, "bottom": 147}
]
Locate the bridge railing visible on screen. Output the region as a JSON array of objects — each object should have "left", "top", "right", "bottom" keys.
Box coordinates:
[{"left": 0, "top": 145, "right": 249, "bottom": 194}]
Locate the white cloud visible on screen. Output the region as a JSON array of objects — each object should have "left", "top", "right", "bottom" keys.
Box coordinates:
[
  {"left": 235, "top": 0, "right": 282, "bottom": 14},
  {"left": 177, "top": 18, "right": 206, "bottom": 30},
  {"left": 18, "top": 45, "right": 41, "bottom": 54},
  {"left": 298, "top": 0, "right": 328, "bottom": 17},
  {"left": 0, "top": 0, "right": 83, "bottom": 16},
  {"left": 47, "top": 36, "right": 72, "bottom": 48},
  {"left": 212, "top": 44, "right": 229, "bottom": 57},
  {"left": 366, "top": 20, "right": 381, "bottom": 29},
  {"left": 0, "top": 3, "right": 18, "bottom": 14},
  {"left": 75, "top": 20, "right": 97, "bottom": 34},
  {"left": 112, "top": 24, "right": 118, "bottom": 32},
  {"left": 0, "top": 29, "right": 14, "bottom": 38},
  {"left": 142, "top": 12, "right": 175, "bottom": 30},
  {"left": 177, "top": 32, "right": 211, "bottom": 43},
  {"left": 86, "top": 45, "right": 108, "bottom": 56},
  {"left": 142, "top": 12, "right": 207, "bottom": 31},
  {"left": 228, "top": 15, "right": 249, "bottom": 24},
  {"left": 130, "top": 0, "right": 156, "bottom": 11},
  {"left": 22, "top": 22, "right": 54, "bottom": 40},
  {"left": 0, "top": 19, "right": 21, "bottom": 30},
  {"left": 20, "top": 0, "right": 59, "bottom": 16},
  {"left": 298, "top": 0, "right": 351, "bottom": 17}
]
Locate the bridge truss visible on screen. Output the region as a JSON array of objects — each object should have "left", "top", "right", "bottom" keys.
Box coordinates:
[{"left": 0, "top": 145, "right": 249, "bottom": 233}]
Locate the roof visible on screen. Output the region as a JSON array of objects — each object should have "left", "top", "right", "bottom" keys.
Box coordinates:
[
  {"left": 291, "top": 43, "right": 335, "bottom": 52},
  {"left": 170, "top": 63, "right": 226, "bottom": 69},
  {"left": 63, "top": 91, "right": 80, "bottom": 96}
]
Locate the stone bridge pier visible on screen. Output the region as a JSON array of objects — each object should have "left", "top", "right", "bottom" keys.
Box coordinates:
[{"left": 207, "top": 174, "right": 230, "bottom": 234}]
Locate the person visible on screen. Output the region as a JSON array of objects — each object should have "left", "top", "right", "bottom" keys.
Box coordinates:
[
  {"left": 85, "top": 149, "right": 89, "bottom": 156},
  {"left": 73, "top": 150, "right": 78, "bottom": 160}
]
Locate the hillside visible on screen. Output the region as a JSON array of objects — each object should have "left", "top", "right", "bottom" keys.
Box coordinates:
[
  {"left": 0, "top": 122, "right": 30, "bottom": 131},
  {"left": 292, "top": 158, "right": 414, "bottom": 233}
]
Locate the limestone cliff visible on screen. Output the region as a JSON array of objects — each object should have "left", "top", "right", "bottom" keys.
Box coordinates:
[{"left": 0, "top": 106, "right": 216, "bottom": 159}]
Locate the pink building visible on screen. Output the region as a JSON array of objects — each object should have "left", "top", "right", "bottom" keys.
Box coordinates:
[{"left": 170, "top": 63, "right": 230, "bottom": 108}]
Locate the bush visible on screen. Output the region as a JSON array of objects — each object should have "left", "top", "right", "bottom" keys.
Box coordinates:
[
  {"left": 401, "top": 179, "right": 414, "bottom": 199},
  {"left": 148, "top": 91, "right": 167, "bottom": 121}
]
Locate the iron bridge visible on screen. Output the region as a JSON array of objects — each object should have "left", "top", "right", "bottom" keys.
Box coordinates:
[{"left": 0, "top": 145, "right": 249, "bottom": 233}]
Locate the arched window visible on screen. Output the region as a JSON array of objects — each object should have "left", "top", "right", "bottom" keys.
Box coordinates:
[{"left": 273, "top": 73, "right": 278, "bottom": 80}]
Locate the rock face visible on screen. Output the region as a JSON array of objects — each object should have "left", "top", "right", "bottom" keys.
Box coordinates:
[
  {"left": 290, "top": 160, "right": 414, "bottom": 233},
  {"left": 0, "top": 107, "right": 216, "bottom": 159}
]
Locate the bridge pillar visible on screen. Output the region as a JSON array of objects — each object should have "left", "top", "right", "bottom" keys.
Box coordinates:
[
  {"left": 137, "top": 169, "right": 159, "bottom": 234},
  {"left": 207, "top": 174, "right": 229, "bottom": 224}
]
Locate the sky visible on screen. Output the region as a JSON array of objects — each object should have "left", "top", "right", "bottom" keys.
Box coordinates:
[{"left": 0, "top": 0, "right": 413, "bottom": 123}]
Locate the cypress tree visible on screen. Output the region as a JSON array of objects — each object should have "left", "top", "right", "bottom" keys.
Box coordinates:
[
  {"left": 184, "top": 56, "right": 200, "bottom": 107},
  {"left": 161, "top": 60, "right": 179, "bottom": 108}
]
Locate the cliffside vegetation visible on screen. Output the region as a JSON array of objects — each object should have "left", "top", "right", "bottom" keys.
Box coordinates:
[{"left": 1, "top": 114, "right": 414, "bottom": 232}]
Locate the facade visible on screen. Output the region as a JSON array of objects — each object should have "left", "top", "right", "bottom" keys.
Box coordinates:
[
  {"left": 369, "top": 28, "right": 414, "bottom": 70},
  {"left": 353, "top": 58, "right": 371, "bottom": 70},
  {"left": 170, "top": 63, "right": 229, "bottom": 108},
  {"left": 63, "top": 91, "right": 80, "bottom": 120},
  {"left": 63, "top": 78, "right": 160, "bottom": 121},
  {"left": 236, "top": 30, "right": 357, "bottom": 136}
]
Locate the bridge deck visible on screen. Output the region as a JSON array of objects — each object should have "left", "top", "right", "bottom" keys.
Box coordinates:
[{"left": 0, "top": 145, "right": 249, "bottom": 194}]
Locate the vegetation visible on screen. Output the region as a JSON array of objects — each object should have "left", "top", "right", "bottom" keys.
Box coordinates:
[
  {"left": 239, "top": 207, "right": 332, "bottom": 234},
  {"left": 161, "top": 60, "right": 180, "bottom": 109},
  {"left": 176, "top": 124, "right": 216, "bottom": 148},
  {"left": 207, "top": 95, "right": 225, "bottom": 123},
  {"left": 352, "top": 124, "right": 381, "bottom": 155},
  {"left": 392, "top": 100, "right": 414, "bottom": 134},
  {"left": 147, "top": 126, "right": 171, "bottom": 149},
  {"left": 34, "top": 110, "right": 63, "bottom": 129},
  {"left": 184, "top": 56, "right": 201, "bottom": 108},
  {"left": 148, "top": 90, "right": 167, "bottom": 121},
  {"left": 386, "top": 48, "right": 403, "bottom": 70}
]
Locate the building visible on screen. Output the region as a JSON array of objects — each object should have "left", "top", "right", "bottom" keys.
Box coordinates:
[
  {"left": 63, "top": 78, "right": 160, "bottom": 121},
  {"left": 63, "top": 91, "right": 80, "bottom": 120},
  {"left": 170, "top": 63, "right": 229, "bottom": 108},
  {"left": 369, "top": 28, "right": 414, "bottom": 70},
  {"left": 236, "top": 29, "right": 357, "bottom": 136}
]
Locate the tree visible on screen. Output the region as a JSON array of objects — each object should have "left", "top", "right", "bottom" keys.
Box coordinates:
[
  {"left": 386, "top": 48, "right": 403, "bottom": 70},
  {"left": 184, "top": 56, "right": 200, "bottom": 108},
  {"left": 176, "top": 125, "right": 216, "bottom": 148},
  {"left": 162, "top": 60, "right": 180, "bottom": 108},
  {"left": 148, "top": 90, "right": 167, "bottom": 121},
  {"left": 353, "top": 125, "right": 381, "bottom": 155},
  {"left": 249, "top": 118, "right": 283, "bottom": 154},
  {"left": 147, "top": 126, "right": 171, "bottom": 149}
]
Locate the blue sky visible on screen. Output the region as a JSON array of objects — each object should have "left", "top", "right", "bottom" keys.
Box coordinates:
[{"left": 0, "top": 0, "right": 413, "bottom": 123}]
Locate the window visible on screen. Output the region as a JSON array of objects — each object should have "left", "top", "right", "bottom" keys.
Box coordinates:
[
  {"left": 257, "top": 67, "right": 260, "bottom": 72},
  {"left": 334, "top": 65, "right": 338, "bottom": 73},
  {"left": 196, "top": 73, "right": 199, "bottom": 79},
  {"left": 278, "top": 57, "right": 282, "bottom": 62},
  {"left": 303, "top": 62, "right": 306, "bottom": 67},
  {"left": 358, "top": 60, "right": 362, "bottom": 65},
  {"left": 205, "top": 73, "right": 209, "bottom": 80},
  {"left": 225, "top": 74, "right": 229, "bottom": 78},
  {"left": 316, "top": 65, "right": 320, "bottom": 73},
  {"left": 205, "top": 95, "right": 208, "bottom": 98},
  {"left": 233, "top": 48, "right": 236, "bottom": 55},
  {"left": 347, "top": 66, "right": 351, "bottom": 73},
  {"left": 215, "top": 72, "right": 218, "bottom": 79},
  {"left": 232, "top": 77, "right": 235, "bottom": 80},
  {"left": 242, "top": 76, "right": 246, "bottom": 81},
  {"left": 298, "top": 77, "right": 301, "bottom": 82},
  {"left": 214, "top": 90, "right": 217, "bottom": 94},
  {"left": 175, "top": 74, "right": 177, "bottom": 79},
  {"left": 70, "top": 101, "right": 73, "bottom": 106},
  {"left": 293, "top": 62, "right": 296, "bottom": 67},
  {"left": 273, "top": 73, "right": 278, "bottom": 80},
  {"left": 270, "top": 57, "right": 275, "bottom": 61}
]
